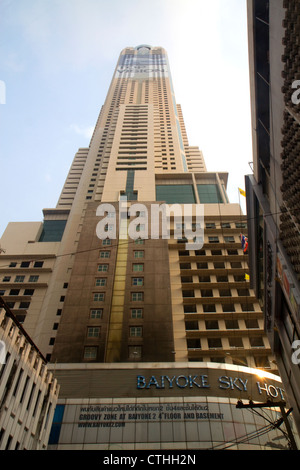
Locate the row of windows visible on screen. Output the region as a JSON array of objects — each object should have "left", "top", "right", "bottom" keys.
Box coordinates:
[
  {"left": 184, "top": 303, "right": 255, "bottom": 313},
  {"left": 180, "top": 262, "right": 246, "bottom": 269},
  {"left": 88, "top": 308, "right": 143, "bottom": 320},
  {"left": 182, "top": 274, "right": 247, "bottom": 283},
  {"left": 1, "top": 275, "right": 39, "bottom": 283},
  {"left": 185, "top": 318, "right": 260, "bottom": 330},
  {"left": 4, "top": 301, "right": 30, "bottom": 309},
  {"left": 186, "top": 336, "right": 265, "bottom": 349},
  {"left": 83, "top": 345, "right": 142, "bottom": 360},
  {"left": 98, "top": 235, "right": 145, "bottom": 263},
  {"left": 7, "top": 261, "right": 44, "bottom": 268},
  {"left": 182, "top": 288, "right": 250, "bottom": 297},
  {"left": 0, "top": 289, "right": 34, "bottom": 296},
  {"left": 207, "top": 236, "right": 237, "bottom": 243},
  {"left": 176, "top": 222, "right": 247, "bottom": 230},
  {"left": 182, "top": 275, "right": 246, "bottom": 283},
  {"left": 94, "top": 276, "right": 144, "bottom": 288},
  {"left": 179, "top": 249, "right": 240, "bottom": 256},
  {"left": 97, "top": 263, "right": 144, "bottom": 272},
  {"left": 103, "top": 222, "right": 146, "bottom": 233},
  {"left": 175, "top": 236, "right": 240, "bottom": 245},
  {"left": 183, "top": 304, "right": 255, "bottom": 313},
  {"left": 2, "top": 282, "right": 68, "bottom": 324},
  {"left": 93, "top": 292, "right": 144, "bottom": 302},
  {"left": 85, "top": 326, "right": 142, "bottom": 339}
]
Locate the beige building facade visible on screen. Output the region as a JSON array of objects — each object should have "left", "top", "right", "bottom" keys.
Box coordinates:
[
  {"left": 1, "top": 45, "right": 297, "bottom": 449},
  {"left": 0, "top": 298, "right": 59, "bottom": 450}
]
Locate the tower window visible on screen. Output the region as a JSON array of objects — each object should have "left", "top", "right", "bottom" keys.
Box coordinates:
[
  {"left": 133, "top": 264, "right": 144, "bottom": 272},
  {"left": 225, "top": 320, "right": 239, "bottom": 329},
  {"left": 34, "top": 261, "right": 44, "bottom": 268},
  {"left": 245, "top": 319, "right": 259, "bottom": 329},
  {"left": 187, "top": 339, "right": 201, "bottom": 349},
  {"left": 185, "top": 321, "right": 198, "bottom": 330},
  {"left": 19, "top": 302, "right": 30, "bottom": 309},
  {"left": 134, "top": 239, "right": 145, "bottom": 245},
  {"left": 93, "top": 293, "right": 105, "bottom": 301},
  {"left": 131, "top": 292, "right": 144, "bottom": 301},
  {"left": 9, "top": 289, "right": 20, "bottom": 296},
  {"left": 98, "top": 264, "right": 109, "bottom": 272},
  {"left": 205, "top": 320, "right": 219, "bottom": 330},
  {"left": 87, "top": 327, "right": 100, "bottom": 338},
  {"left": 128, "top": 346, "right": 142, "bottom": 359},
  {"left": 131, "top": 308, "right": 143, "bottom": 318},
  {"left": 203, "top": 304, "right": 216, "bottom": 313},
  {"left": 130, "top": 327, "right": 143, "bottom": 337},
  {"left": 229, "top": 337, "right": 244, "bottom": 348},
  {"left": 84, "top": 347, "right": 97, "bottom": 360},
  {"left": 197, "top": 184, "right": 223, "bottom": 203},
  {"left": 224, "top": 236, "right": 235, "bottom": 244},
  {"left": 208, "top": 338, "right": 222, "bottom": 349},
  {"left": 222, "top": 304, "right": 235, "bottom": 312},
  {"left": 182, "top": 290, "right": 195, "bottom": 298},
  {"left": 20, "top": 262, "right": 30, "bottom": 268},
  {"left": 201, "top": 289, "right": 213, "bottom": 297},
  {"left": 24, "top": 289, "right": 34, "bottom": 296},
  {"left": 219, "top": 289, "right": 231, "bottom": 297},
  {"left": 132, "top": 277, "right": 144, "bottom": 286},
  {"left": 90, "top": 309, "right": 103, "bottom": 319}
]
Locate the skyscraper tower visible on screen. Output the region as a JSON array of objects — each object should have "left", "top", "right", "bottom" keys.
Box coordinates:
[
  {"left": 1, "top": 46, "right": 293, "bottom": 450},
  {"left": 33, "top": 44, "right": 269, "bottom": 369},
  {"left": 50, "top": 45, "right": 210, "bottom": 364}
]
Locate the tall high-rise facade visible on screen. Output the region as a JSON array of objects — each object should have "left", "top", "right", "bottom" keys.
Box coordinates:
[
  {"left": 1, "top": 46, "right": 297, "bottom": 450},
  {"left": 246, "top": 0, "right": 300, "bottom": 434}
]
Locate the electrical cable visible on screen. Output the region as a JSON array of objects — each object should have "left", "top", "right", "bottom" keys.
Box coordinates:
[
  {"left": 209, "top": 404, "right": 294, "bottom": 451},
  {"left": 208, "top": 422, "right": 275, "bottom": 450}
]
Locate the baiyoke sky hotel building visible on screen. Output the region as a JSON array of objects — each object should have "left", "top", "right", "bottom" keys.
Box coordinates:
[{"left": 0, "top": 45, "right": 299, "bottom": 450}]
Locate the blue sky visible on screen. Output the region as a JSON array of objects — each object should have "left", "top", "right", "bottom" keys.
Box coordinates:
[{"left": 0, "top": 0, "right": 251, "bottom": 237}]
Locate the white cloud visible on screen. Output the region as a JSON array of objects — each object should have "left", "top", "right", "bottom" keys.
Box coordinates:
[
  {"left": 12, "top": 0, "right": 164, "bottom": 73},
  {"left": 69, "top": 124, "right": 94, "bottom": 139},
  {"left": 3, "top": 53, "right": 24, "bottom": 73}
]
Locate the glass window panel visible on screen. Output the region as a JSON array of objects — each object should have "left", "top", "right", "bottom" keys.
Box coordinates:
[
  {"left": 156, "top": 184, "right": 196, "bottom": 204},
  {"left": 197, "top": 184, "right": 223, "bottom": 203}
]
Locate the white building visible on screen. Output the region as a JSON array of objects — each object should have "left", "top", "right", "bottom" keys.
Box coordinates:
[{"left": 0, "top": 298, "right": 59, "bottom": 450}]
